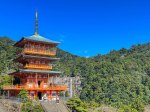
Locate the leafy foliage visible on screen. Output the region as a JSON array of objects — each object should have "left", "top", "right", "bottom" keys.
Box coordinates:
[
  {"left": 67, "top": 96, "right": 87, "bottom": 112},
  {"left": 18, "top": 89, "right": 28, "bottom": 103},
  {"left": 0, "top": 75, "right": 12, "bottom": 89},
  {"left": 118, "top": 105, "right": 138, "bottom": 112},
  {"left": 80, "top": 44, "right": 150, "bottom": 108},
  {"left": 0, "top": 37, "right": 18, "bottom": 75},
  {"left": 21, "top": 101, "right": 44, "bottom": 112},
  {"left": 18, "top": 89, "right": 44, "bottom": 112}
]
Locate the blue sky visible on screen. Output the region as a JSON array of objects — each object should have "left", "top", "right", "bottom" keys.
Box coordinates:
[{"left": 0, "top": 0, "right": 150, "bottom": 57}]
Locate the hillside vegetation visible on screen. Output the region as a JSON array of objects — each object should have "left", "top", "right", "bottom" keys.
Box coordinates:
[{"left": 0, "top": 37, "right": 150, "bottom": 111}]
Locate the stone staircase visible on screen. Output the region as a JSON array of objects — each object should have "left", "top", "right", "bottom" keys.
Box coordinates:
[{"left": 40, "top": 100, "right": 71, "bottom": 112}]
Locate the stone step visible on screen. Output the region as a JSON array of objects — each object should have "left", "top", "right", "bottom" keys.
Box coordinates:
[{"left": 40, "top": 100, "right": 70, "bottom": 112}]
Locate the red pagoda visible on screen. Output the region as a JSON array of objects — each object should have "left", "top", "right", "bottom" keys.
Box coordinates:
[{"left": 3, "top": 11, "right": 67, "bottom": 101}]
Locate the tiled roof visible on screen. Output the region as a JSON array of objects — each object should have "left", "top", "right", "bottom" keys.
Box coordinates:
[
  {"left": 24, "top": 34, "right": 60, "bottom": 44},
  {"left": 19, "top": 69, "right": 63, "bottom": 74},
  {"left": 22, "top": 54, "right": 60, "bottom": 60}
]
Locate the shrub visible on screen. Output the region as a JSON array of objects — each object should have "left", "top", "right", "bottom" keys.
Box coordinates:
[
  {"left": 18, "top": 89, "right": 28, "bottom": 103},
  {"left": 118, "top": 105, "right": 138, "bottom": 112}
]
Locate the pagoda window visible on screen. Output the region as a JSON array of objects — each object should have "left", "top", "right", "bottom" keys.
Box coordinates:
[
  {"left": 42, "top": 46, "right": 45, "bottom": 50},
  {"left": 31, "top": 45, "right": 34, "bottom": 49},
  {"left": 24, "top": 44, "right": 27, "bottom": 48},
  {"left": 39, "top": 45, "right": 41, "bottom": 49},
  {"left": 25, "top": 44, "right": 30, "bottom": 48},
  {"left": 44, "top": 76, "right": 47, "bottom": 78},
  {"left": 28, "top": 43, "right": 31, "bottom": 48},
  {"left": 41, "top": 61, "right": 45, "bottom": 64},
  {"left": 46, "top": 46, "right": 49, "bottom": 50},
  {"left": 50, "top": 44, "right": 54, "bottom": 47},
  {"left": 36, "top": 45, "right": 38, "bottom": 48},
  {"left": 35, "top": 45, "right": 40, "bottom": 49},
  {"left": 31, "top": 93, "right": 34, "bottom": 97},
  {"left": 40, "top": 45, "right": 43, "bottom": 49},
  {"left": 39, "top": 75, "right": 42, "bottom": 78},
  {"left": 35, "top": 60, "right": 40, "bottom": 64},
  {"left": 34, "top": 45, "right": 37, "bottom": 49},
  {"left": 52, "top": 91, "right": 56, "bottom": 96},
  {"left": 31, "top": 75, "right": 34, "bottom": 78},
  {"left": 29, "top": 80, "right": 32, "bottom": 83},
  {"left": 30, "top": 60, "right": 34, "bottom": 64}
]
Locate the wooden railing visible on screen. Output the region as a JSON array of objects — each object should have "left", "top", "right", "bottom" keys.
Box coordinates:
[
  {"left": 3, "top": 85, "right": 67, "bottom": 91},
  {"left": 24, "top": 64, "right": 52, "bottom": 70},
  {"left": 22, "top": 48, "right": 57, "bottom": 56}
]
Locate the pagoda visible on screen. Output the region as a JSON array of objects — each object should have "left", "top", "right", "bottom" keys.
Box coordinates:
[{"left": 3, "top": 11, "right": 67, "bottom": 101}]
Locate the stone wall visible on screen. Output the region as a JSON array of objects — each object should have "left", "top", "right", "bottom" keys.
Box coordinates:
[{"left": 0, "top": 99, "right": 21, "bottom": 112}]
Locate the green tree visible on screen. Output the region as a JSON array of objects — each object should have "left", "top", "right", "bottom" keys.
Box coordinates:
[
  {"left": 18, "top": 89, "right": 28, "bottom": 103},
  {"left": 131, "top": 96, "right": 145, "bottom": 112},
  {"left": 67, "top": 96, "right": 87, "bottom": 112},
  {"left": 118, "top": 105, "right": 138, "bottom": 112}
]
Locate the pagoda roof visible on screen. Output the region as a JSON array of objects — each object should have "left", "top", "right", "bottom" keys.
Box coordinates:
[
  {"left": 24, "top": 34, "right": 60, "bottom": 44},
  {"left": 10, "top": 69, "right": 63, "bottom": 76},
  {"left": 23, "top": 54, "right": 60, "bottom": 60},
  {"left": 16, "top": 54, "right": 60, "bottom": 62},
  {"left": 15, "top": 34, "right": 60, "bottom": 47},
  {"left": 20, "top": 69, "right": 62, "bottom": 74}
]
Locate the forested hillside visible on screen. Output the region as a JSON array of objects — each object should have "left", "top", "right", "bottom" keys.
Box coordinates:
[
  {"left": 0, "top": 37, "right": 150, "bottom": 111},
  {"left": 80, "top": 43, "right": 150, "bottom": 111},
  {"left": 0, "top": 37, "right": 18, "bottom": 75}
]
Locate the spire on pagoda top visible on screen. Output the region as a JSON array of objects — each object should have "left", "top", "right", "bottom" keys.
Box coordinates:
[
  {"left": 34, "top": 10, "right": 38, "bottom": 35},
  {"left": 14, "top": 10, "right": 61, "bottom": 47}
]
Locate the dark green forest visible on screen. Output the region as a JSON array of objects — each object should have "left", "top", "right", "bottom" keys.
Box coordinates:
[{"left": 0, "top": 37, "right": 150, "bottom": 111}]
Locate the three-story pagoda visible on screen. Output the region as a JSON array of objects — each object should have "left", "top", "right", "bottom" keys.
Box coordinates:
[{"left": 3, "top": 11, "right": 67, "bottom": 100}]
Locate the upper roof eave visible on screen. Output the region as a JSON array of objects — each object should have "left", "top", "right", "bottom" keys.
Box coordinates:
[
  {"left": 23, "top": 34, "right": 60, "bottom": 44},
  {"left": 14, "top": 35, "right": 60, "bottom": 47}
]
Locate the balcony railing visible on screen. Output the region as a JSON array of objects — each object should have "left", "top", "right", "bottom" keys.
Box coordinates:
[
  {"left": 24, "top": 64, "right": 52, "bottom": 70},
  {"left": 22, "top": 48, "right": 57, "bottom": 56},
  {"left": 3, "top": 84, "right": 67, "bottom": 91}
]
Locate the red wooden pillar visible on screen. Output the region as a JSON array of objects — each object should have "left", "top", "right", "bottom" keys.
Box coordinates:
[
  {"left": 56, "top": 91, "right": 58, "bottom": 100},
  {"left": 35, "top": 91, "right": 37, "bottom": 98},
  {"left": 49, "top": 91, "right": 52, "bottom": 101}
]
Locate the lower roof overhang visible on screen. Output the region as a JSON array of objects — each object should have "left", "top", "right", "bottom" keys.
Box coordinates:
[
  {"left": 15, "top": 54, "right": 60, "bottom": 62},
  {"left": 9, "top": 69, "right": 63, "bottom": 76}
]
